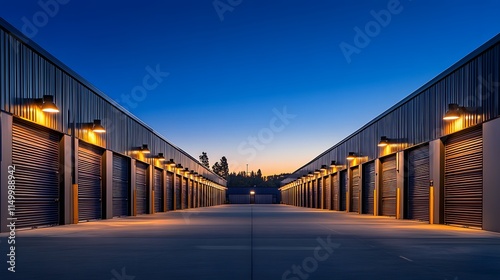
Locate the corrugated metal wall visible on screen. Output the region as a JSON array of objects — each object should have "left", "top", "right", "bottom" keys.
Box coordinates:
[
  {"left": 0, "top": 24, "right": 226, "bottom": 186},
  {"left": 282, "top": 39, "right": 499, "bottom": 180}
]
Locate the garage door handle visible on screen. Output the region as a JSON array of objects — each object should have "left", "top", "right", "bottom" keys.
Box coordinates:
[{"left": 54, "top": 198, "right": 59, "bottom": 202}]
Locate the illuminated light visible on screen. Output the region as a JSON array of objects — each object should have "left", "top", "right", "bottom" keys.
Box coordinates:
[
  {"left": 92, "top": 119, "right": 106, "bottom": 133},
  {"left": 320, "top": 165, "right": 328, "bottom": 172},
  {"left": 250, "top": 191, "right": 255, "bottom": 195},
  {"left": 141, "top": 144, "right": 150, "bottom": 154},
  {"left": 307, "top": 172, "right": 314, "bottom": 177},
  {"left": 314, "top": 169, "right": 321, "bottom": 174},
  {"left": 346, "top": 152, "right": 357, "bottom": 161},
  {"left": 378, "top": 136, "right": 389, "bottom": 147},
  {"left": 330, "top": 161, "right": 337, "bottom": 168},
  {"left": 155, "top": 153, "right": 166, "bottom": 161},
  {"left": 40, "top": 95, "right": 59, "bottom": 113},
  {"left": 443, "top": 103, "right": 461, "bottom": 121},
  {"left": 166, "top": 159, "right": 176, "bottom": 167}
]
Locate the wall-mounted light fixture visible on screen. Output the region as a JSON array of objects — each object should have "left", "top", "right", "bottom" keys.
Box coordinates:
[
  {"left": 320, "top": 165, "right": 328, "bottom": 172},
  {"left": 154, "top": 153, "right": 165, "bottom": 161},
  {"left": 91, "top": 119, "right": 106, "bottom": 133},
  {"left": 314, "top": 169, "right": 321, "bottom": 175},
  {"left": 183, "top": 168, "right": 190, "bottom": 175},
  {"left": 378, "top": 136, "right": 390, "bottom": 147},
  {"left": 250, "top": 190, "right": 255, "bottom": 195},
  {"left": 132, "top": 144, "right": 150, "bottom": 154},
  {"left": 346, "top": 152, "right": 358, "bottom": 161},
  {"left": 38, "top": 95, "right": 59, "bottom": 113},
  {"left": 307, "top": 172, "right": 314, "bottom": 177},
  {"left": 443, "top": 103, "right": 463, "bottom": 121},
  {"left": 166, "top": 159, "right": 176, "bottom": 167}
]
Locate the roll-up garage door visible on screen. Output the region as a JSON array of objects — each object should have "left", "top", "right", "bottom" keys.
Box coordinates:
[
  {"left": 153, "top": 168, "right": 163, "bottom": 213},
  {"left": 333, "top": 173, "right": 339, "bottom": 210},
  {"left": 340, "top": 171, "right": 347, "bottom": 211},
  {"left": 351, "top": 167, "right": 360, "bottom": 213},
  {"left": 12, "top": 120, "right": 60, "bottom": 229},
  {"left": 182, "top": 178, "right": 188, "bottom": 209},
  {"left": 444, "top": 126, "right": 482, "bottom": 228},
  {"left": 189, "top": 180, "right": 194, "bottom": 208},
  {"left": 78, "top": 142, "right": 103, "bottom": 221},
  {"left": 407, "top": 145, "right": 430, "bottom": 221},
  {"left": 317, "top": 178, "right": 323, "bottom": 209},
  {"left": 362, "top": 161, "right": 375, "bottom": 215},
  {"left": 381, "top": 155, "right": 397, "bottom": 216},
  {"left": 312, "top": 180, "right": 317, "bottom": 208},
  {"left": 135, "top": 162, "right": 148, "bottom": 215},
  {"left": 193, "top": 182, "right": 198, "bottom": 208},
  {"left": 112, "top": 154, "right": 130, "bottom": 217},
  {"left": 175, "top": 175, "right": 181, "bottom": 209},
  {"left": 166, "top": 172, "right": 173, "bottom": 211},
  {"left": 308, "top": 182, "right": 313, "bottom": 208},
  {"left": 324, "top": 176, "right": 331, "bottom": 210}
]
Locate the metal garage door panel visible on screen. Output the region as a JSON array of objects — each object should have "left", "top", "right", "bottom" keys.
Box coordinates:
[
  {"left": 362, "top": 162, "right": 375, "bottom": 215},
  {"left": 445, "top": 127, "right": 482, "bottom": 228},
  {"left": 78, "top": 142, "right": 103, "bottom": 221},
  {"left": 324, "top": 176, "right": 331, "bottom": 210},
  {"left": 182, "top": 178, "right": 188, "bottom": 209},
  {"left": 407, "top": 145, "right": 430, "bottom": 221},
  {"left": 112, "top": 154, "right": 129, "bottom": 217},
  {"left": 381, "top": 155, "right": 397, "bottom": 216},
  {"left": 333, "top": 173, "right": 339, "bottom": 210},
  {"left": 351, "top": 167, "right": 360, "bottom": 213},
  {"left": 13, "top": 120, "right": 60, "bottom": 229},
  {"left": 193, "top": 182, "right": 198, "bottom": 208},
  {"left": 136, "top": 162, "right": 148, "bottom": 215},
  {"left": 175, "top": 175, "right": 181, "bottom": 209},
  {"left": 154, "top": 168, "right": 163, "bottom": 213},
  {"left": 340, "top": 171, "right": 347, "bottom": 211},
  {"left": 317, "top": 178, "right": 322, "bottom": 209},
  {"left": 166, "top": 172, "right": 173, "bottom": 210}
]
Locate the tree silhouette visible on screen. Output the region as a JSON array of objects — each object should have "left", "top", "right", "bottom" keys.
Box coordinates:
[
  {"left": 199, "top": 152, "right": 210, "bottom": 169},
  {"left": 212, "top": 156, "right": 229, "bottom": 179}
]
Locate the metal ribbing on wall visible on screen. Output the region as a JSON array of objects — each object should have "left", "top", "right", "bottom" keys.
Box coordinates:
[
  {"left": 362, "top": 162, "right": 375, "bottom": 215},
  {"left": 351, "top": 167, "right": 360, "bottom": 213},
  {"left": 406, "top": 145, "right": 430, "bottom": 221},
  {"left": 135, "top": 162, "right": 148, "bottom": 215},
  {"left": 166, "top": 172, "right": 173, "bottom": 210},
  {"left": 153, "top": 168, "right": 163, "bottom": 213},
  {"left": 112, "top": 153, "right": 130, "bottom": 217},
  {"left": 78, "top": 142, "right": 103, "bottom": 221},
  {"left": 340, "top": 171, "right": 347, "bottom": 211},
  {"left": 444, "top": 126, "right": 483, "bottom": 228},
  {"left": 381, "top": 155, "right": 397, "bottom": 216},
  {"left": 12, "top": 119, "right": 60, "bottom": 229}
]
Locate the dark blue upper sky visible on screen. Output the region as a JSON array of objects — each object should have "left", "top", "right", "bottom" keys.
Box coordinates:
[{"left": 2, "top": 0, "right": 500, "bottom": 175}]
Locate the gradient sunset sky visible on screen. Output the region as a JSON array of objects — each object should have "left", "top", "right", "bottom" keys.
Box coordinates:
[{"left": 2, "top": 0, "right": 500, "bottom": 175}]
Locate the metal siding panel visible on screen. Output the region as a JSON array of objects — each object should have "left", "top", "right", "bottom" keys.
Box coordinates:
[
  {"left": 78, "top": 142, "right": 103, "bottom": 221},
  {"left": 112, "top": 153, "right": 130, "bottom": 217},
  {"left": 255, "top": 194, "right": 273, "bottom": 204},
  {"left": 12, "top": 119, "right": 60, "bottom": 228},
  {"left": 444, "top": 126, "right": 483, "bottom": 228}
]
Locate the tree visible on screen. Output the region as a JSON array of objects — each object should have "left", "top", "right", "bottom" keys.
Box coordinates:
[
  {"left": 212, "top": 156, "right": 229, "bottom": 179},
  {"left": 199, "top": 152, "right": 210, "bottom": 169}
]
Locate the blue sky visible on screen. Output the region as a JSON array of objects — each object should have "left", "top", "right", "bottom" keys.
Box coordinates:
[{"left": 2, "top": 0, "right": 500, "bottom": 175}]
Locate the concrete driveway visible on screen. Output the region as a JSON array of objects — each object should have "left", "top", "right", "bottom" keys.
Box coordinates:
[{"left": 1, "top": 204, "right": 499, "bottom": 279}]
